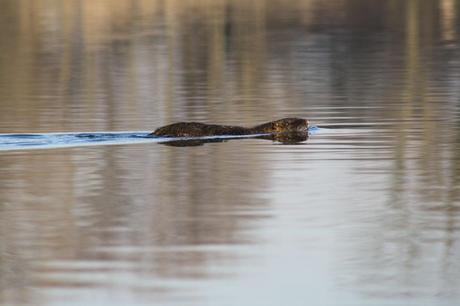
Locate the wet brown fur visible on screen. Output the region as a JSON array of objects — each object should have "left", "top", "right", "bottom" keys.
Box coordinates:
[{"left": 150, "top": 118, "right": 309, "bottom": 137}]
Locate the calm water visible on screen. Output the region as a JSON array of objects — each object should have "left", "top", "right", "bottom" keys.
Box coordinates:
[{"left": 1, "top": 1, "right": 460, "bottom": 305}]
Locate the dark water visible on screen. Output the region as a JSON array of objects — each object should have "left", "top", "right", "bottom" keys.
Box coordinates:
[{"left": 1, "top": 1, "right": 460, "bottom": 305}]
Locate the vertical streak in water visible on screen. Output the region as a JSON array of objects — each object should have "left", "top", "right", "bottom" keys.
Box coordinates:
[{"left": 440, "top": 0, "right": 456, "bottom": 41}]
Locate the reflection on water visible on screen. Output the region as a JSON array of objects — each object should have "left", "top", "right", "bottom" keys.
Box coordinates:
[
  {"left": 1, "top": 0, "right": 460, "bottom": 305},
  {"left": 0, "top": 129, "right": 308, "bottom": 150}
]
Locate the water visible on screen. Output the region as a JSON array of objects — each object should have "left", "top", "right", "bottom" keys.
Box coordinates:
[{"left": 1, "top": 1, "right": 460, "bottom": 305}]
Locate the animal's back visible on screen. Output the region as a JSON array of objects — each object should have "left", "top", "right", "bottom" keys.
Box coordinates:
[{"left": 151, "top": 122, "right": 249, "bottom": 137}]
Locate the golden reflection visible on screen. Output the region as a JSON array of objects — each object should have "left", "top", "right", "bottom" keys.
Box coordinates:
[{"left": 440, "top": 0, "right": 456, "bottom": 41}]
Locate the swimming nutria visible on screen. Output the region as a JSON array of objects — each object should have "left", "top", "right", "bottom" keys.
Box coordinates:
[{"left": 150, "top": 118, "right": 309, "bottom": 137}]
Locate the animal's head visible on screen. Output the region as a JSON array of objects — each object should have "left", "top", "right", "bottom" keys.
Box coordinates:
[{"left": 270, "top": 118, "right": 309, "bottom": 133}]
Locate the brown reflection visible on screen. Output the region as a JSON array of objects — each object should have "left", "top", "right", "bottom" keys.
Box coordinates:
[
  {"left": 339, "top": 1, "right": 460, "bottom": 299},
  {"left": 159, "top": 132, "right": 309, "bottom": 147},
  {"left": 0, "top": 140, "right": 271, "bottom": 305},
  {"left": 440, "top": 0, "right": 457, "bottom": 41}
]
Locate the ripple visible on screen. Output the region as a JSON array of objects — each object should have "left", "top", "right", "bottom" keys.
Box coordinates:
[{"left": 0, "top": 132, "right": 153, "bottom": 151}]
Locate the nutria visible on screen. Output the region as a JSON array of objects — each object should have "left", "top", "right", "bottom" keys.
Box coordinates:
[{"left": 150, "top": 118, "right": 309, "bottom": 137}]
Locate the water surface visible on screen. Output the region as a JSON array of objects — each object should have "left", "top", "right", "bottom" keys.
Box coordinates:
[{"left": 1, "top": 1, "right": 460, "bottom": 306}]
